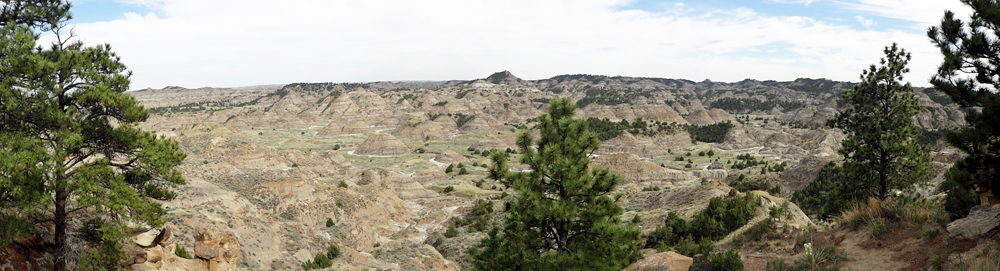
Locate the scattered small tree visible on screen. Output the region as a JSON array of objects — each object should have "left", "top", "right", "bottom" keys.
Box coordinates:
[
  {"left": 827, "top": 43, "right": 930, "bottom": 200},
  {"left": 469, "top": 98, "right": 641, "bottom": 270}
]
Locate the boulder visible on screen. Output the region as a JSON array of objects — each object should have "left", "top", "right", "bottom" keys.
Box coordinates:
[
  {"left": 948, "top": 204, "right": 1000, "bottom": 237},
  {"left": 623, "top": 251, "right": 693, "bottom": 271},
  {"left": 194, "top": 228, "right": 241, "bottom": 266}
]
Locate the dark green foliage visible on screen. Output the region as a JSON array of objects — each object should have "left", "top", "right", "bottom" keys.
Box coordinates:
[
  {"left": 326, "top": 244, "right": 340, "bottom": 259},
  {"left": 791, "top": 162, "right": 850, "bottom": 219},
  {"left": 445, "top": 164, "right": 455, "bottom": 173},
  {"left": 443, "top": 225, "right": 459, "bottom": 238},
  {"left": 469, "top": 98, "right": 642, "bottom": 271},
  {"left": 326, "top": 218, "right": 334, "bottom": 227},
  {"left": 647, "top": 193, "right": 758, "bottom": 256},
  {"left": 641, "top": 186, "right": 663, "bottom": 191},
  {"left": 707, "top": 150, "right": 715, "bottom": 156},
  {"left": 585, "top": 117, "right": 683, "bottom": 140},
  {"left": 708, "top": 250, "right": 744, "bottom": 271},
  {"left": 433, "top": 101, "right": 448, "bottom": 106},
  {"left": 675, "top": 156, "right": 686, "bottom": 161},
  {"left": 916, "top": 128, "right": 946, "bottom": 147},
  {"left": 711, "top": 97, "right": 806, "bottom": 113},
  {"left": 0, "top": 2, "right": 187, "bottom": 268},
  {"left": 433, "top": 237, "right": 444, "bottom": 248},
  {"left": 442, "top": 186, "right": 454, "bottom": 193},
  {"left": 338, "top": 181, "right": 348, "bottom": 188},
  {"left": 929, "top": 2, "right": 1000, "bottom": 218},
  {"left": 459, "top": 167, "right": 468, "bottom": 175},
  {"left": 937, "top": 164, "right": 979, "bottom": 220},
  {"left": 454, "top": 199, "right": 493, "bottom": 232},
  {"left": 455, "top": 113, "right": 476, "bottom": 128},
  {"left": 333, "top": 144, "right": 340, "bottom": 150},
  {"left": 687, "top": 121, "right": 735, "bottom": 143},
  {"left": 175, "top": 246, "right": 193, "bottom": 259},
  {"left": 455, "top": 89, "right": 475, "bottom": 99},
  {"left": 730, "top": 177, "right": 781, "bottom": 195},
  {"left": 302, "top": 252, "right": 333, "bottom": 270},
  {"left": 828, "top": 44, "right": 930, "bottom": 200}
]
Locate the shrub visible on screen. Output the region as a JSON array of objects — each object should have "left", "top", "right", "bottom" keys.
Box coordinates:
[
  {"left": 338, "top": 181, "right": 348, "bottom": 188},
  {"left": 675, "top": 156, "right": 685, "bottom": 161},
  {"left": 433, "top": 237, "right": 444, "bottom": 248},
  {"left": 333, "top": 144, "right": 340, "bottom": 150},
  {"left": 459, "top": 168, "right": 468, "bottom": 175},
  {"left": 175, "top": 246, "right": 193, "bottom": 259},
  {"left": 443, "top": 225, "right": 459, "bottom": 238},
  {"left": 868, "top": 218, "right": 888, "bottom": 239},
  {"left": 708, "top": 250, "right": 744, "bottom": 271},
  {"left": 730, "top": 177, "right": 781, "bottom": 195},
  {"left": 326, "top": 244, "right": 340, "bottom": 259},
  {"left": 445, "top": 164, "right": 454, "bottom": 173},
  {"left": 326, "top": 218, "right": 334, "bottom": 227},
  {"left": 442, "top": 186, "right": 455, "bottom": 193}
]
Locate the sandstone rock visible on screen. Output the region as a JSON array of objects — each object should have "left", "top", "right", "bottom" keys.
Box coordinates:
[
  {"left": 623, "top": 251, "right": 693, "bottom": 271},
  {"left": 134, "top": 229, "right": 160, "bottom": 247},
  {"left": 193, "top": 228, "right": 241, "bottom": 266},
  {"left": 354, "top": 133, "right": 410, "bottom": 156},
  {"left": 948, "top": 204, "right": 1000, "bottom": 237}
]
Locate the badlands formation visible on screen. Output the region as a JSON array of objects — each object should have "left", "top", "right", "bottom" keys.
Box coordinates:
[{"left": 122, "top": 72, "right": 975, "bottom": 270}]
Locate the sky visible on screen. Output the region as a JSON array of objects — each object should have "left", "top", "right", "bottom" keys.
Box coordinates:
[{"left": 61, "top": 0, "right": 973, "bottom": 90}]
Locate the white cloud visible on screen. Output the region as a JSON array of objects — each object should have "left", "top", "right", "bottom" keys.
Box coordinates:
[
  {"left": 855, "top": 15, "right": 875, "bottom": 27},
  {"left": 837, "top": 0, "right": 972, "bottom": 29},
  {"left": 65, "top": 0, "right": 944, "bottom": 89},
  {"left": 765, "top": 0, "right": 821, "bottom": 5}
]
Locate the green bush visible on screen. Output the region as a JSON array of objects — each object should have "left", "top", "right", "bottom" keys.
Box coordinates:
[
  {"left": 326, "top": 244, "right": 340, "bottom": 259},
  {"left": 708, "top": 250, "right": 744, "bottom": 271},
  {"left": 647, "top": 193, "right": 758, "bottom": 255},
  {"left": 326, "top": 218, "right": 334, "bottom": 227},
  {"left": 730, "top": 177, "right": 781, "bottom": 195},
  {"left": 175, "top": 246, "right": 193, "bottom": 259},
  {"left": 868, "top": 218, "right": 888, "bottom": 239},
  {"left": 442, "top": 186, "right": 455, "bottom": 193},
  {"left": 443, "top": 225, "right": 459, "bottom": 238},
  {"left": 433, "top": 237, "right": 444, "bottom": 248},
  {"left": 791, "top": 162, "right": 850, "bottom": 219},
  {"left": 338, "top": 181, "right": 348, "bottom": 188},
  {"left": 459, "top": 168, "right": 468, "bottom": 175},
  {"left": 333, "top": 144, "right": 340, "bottom": 150},
  {"left": 445, "top": 164, "right": 454, "bottom": 173}
]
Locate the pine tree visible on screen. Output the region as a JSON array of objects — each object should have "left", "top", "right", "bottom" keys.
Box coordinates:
[
  {"left": 469, "top": 98, "right": 641, "bottom": 271},
  {"left": 0, "top": 1, "right": 186, "bottom": 269},
  {"left": 928, "top": 0, "right": 1000, "bottom": 217},
  {"left": 827, "top": 43, "right": 930, "bottom": 200}
]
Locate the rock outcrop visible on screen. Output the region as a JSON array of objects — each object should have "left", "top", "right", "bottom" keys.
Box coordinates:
[
  {"left": 127, "top": 227, "right": 241, "bottom": 271},
  {"left": 948, "top": 204, "right": 1000, "bottom": 237},
  {"left": 354, "top": 133, "right": 410, "bottom": 156}
]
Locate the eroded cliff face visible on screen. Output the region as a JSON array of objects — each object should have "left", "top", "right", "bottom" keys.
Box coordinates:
[{"left": 124, "top": 74, "right": 965, "bottom": 270}]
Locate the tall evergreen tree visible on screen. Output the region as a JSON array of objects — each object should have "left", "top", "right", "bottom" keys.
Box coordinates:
[
  {"left": 828, "top": 44, "right": 930, "bottom": 200},
  {"left": 928, "top": 0, "right": 1000, "bottom": 217},
  {"left": 469, "top": 98, "right": 641, "bottom": 271},
  {"left": 0, "top": 1, "right": 186, "bottom": 270}
]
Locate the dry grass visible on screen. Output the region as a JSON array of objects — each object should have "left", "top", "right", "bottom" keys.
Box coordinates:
[{"left": 836, "top": 196, "right": 948, "bottom": 233}]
